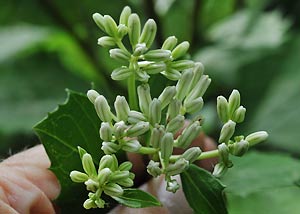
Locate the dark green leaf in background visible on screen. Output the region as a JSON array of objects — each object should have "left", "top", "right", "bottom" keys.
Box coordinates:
[
  {"left": 181, "top": 164, "right": 228, "bottom": 214},
  {"left": 112, "top": 189, "right": 161, "bottom": 208}
]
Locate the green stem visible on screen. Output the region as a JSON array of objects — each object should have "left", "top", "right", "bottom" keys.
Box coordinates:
[
  {"left": 169, "top": 149, "right": 219, "bottom": 162},
  {"left": 128, "top": 74, "right": 138, "bottom": 110},
  {"left": 138, "top": 146, "right": 158, "bottom": 154}
]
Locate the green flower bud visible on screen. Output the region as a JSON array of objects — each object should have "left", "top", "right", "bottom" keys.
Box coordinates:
[
  {"left": 103, "top": 15, "right": 118, "bottom": 37},
  {"left": 185, "top": 75, "right": 211, "bottom": 103},
  {"left": 70, "top": 170, "right": 88, "bottom": 183},
  {"left": 103, "top": 183, "right": 123, "bottom": 197},
  {"left": 87, "top": 90, "right": 100, "bottom": 105},
  {"left": 84, "top": 178, "right": 99, "bottom": 192},
  {"left": 150, "top": 126, "right": 165, "bottom": 148},
  {"left": 111, "top": 66, "right": 132, "bottom": 81},
  {"left": 136, "top": 69, "right": 150, "bottom": 82},
  {"left": 212, "top": 163, "right": 228, "bottom": 178},
  {"left": 137, "top": 84, "right": 152, "bottom": 115},
  {"left": 101, "top": 142, "right": 120, "bottom": 154},
  {"left": 146, "top": 160, "right": 162, "bottom": 177},
  {"left": 143, "top": 49, "right": 171, "bottom": 61},
  {"left": 122, "top": 139, "right": 142, "bottom": 152},
  {"left": 165, "top": 158, "right": 189, "bottom": 176},
  {"left": 128, "top": 110, "right": 146, "bottom": 124},
  {"left": 166, "top": 179, "right": 180, "bottom": 193},
  {"left": 166, "top": 115, "right": 185, "bottom": 135},
  {"left": 97, "top": 36, "right": 116, "bottom": 47},
  {"left": 83, "top": 198, "right": 97, "bottom": 209},
  {"left": 176, "top": 69, "right": 194, "bottom": 101},
  {"left": 228, "top": 89, "right": 240, "bottom": 117},
  {"left": 181, "top": 147, "right": 202, "bottom": 163},
  {"left": 128, "top": 13, "right": 141, "bottom": 48},
  {"left": 95, "top": 95, "right": 112, "bottom": 122},
  {"left": 92, "top": 13, "right": 105, "bottom": 31},
  {"left": 149, "top": 98, "right": 162, "bottom": 125},
  {"left": 158, "top": 86, "right": 176, "bottom": 110},
  {"left": 126, "top": 121, "right": 150, "bottom": 137},
  {"left": 133, "top": 43, "right": 148, "bottom": 56},
  {"left": 95, "top": 198, "right": 105, "bottom": 208},
  {"left": 184, "top": 97, "right": 204, "bottom": 114},
  {"left": 114, "top": 121, "right": 127, "bottom": 139},
  {"left": 143, "top": 62, "right": 166, "bottom": 74},
  {"left": 218, "top": 143, "right": 232, "bottom": 167},
  {"left": 160, "top": 132, "right": 174, "bottom": 163},
  {"left": 98, "top": 168, "right": 112, "bottom": 186},
  {"left": 109, "top": 170, "right": 129, "bottom": 183},
  {"left": 109, "top": 48, "right": 131, "bottom": 63},
  {"left": 167, "top": 99, "right": 182, "bottom": 120},
  {"left": 82, "top": 153, "right": 97, "bottom": 177},
  {"left": 176, "top": 121, "right": 201, "bottom": 149},
  {"left": 232, "top": 106, "right": 246, "bottom": 123},
  {"left": 230, "top": 140, "right": 249, "bottom": 157},
  {"left": 119, "top": 6, "right": 131, "bottom": 26},
  {"left": 78, "top": 146, "right": 88, "bottom": 159},
  {"left": 217, "top": 96, "right": 229, "bottom": 123},
  {"left": 162, "top": 36, "right": 178, "bottom": 50},
  {"left": 190, "top": 62, "right": 204, "bottom": 89},
  {"left": 118, "top": 161, "right": 133, "bottom": 171},
  {"left": 245, "top": 131, "right": 268, "bottom": 146},
  {"left": 117, "top": 177, "right": 134, "bottom": 187},
  {"left": 139, "top": 19, "right": 157, "bottom": 48},
  {"left": 218, "top": 120, "right": 236, "bottom": 144},
  {"left": 129, "top": 172, "right": 135, "bottom": 180},
  {"left": 162, "top": 68, "right": 181, "bottom": 81},
  {"left": 117, "top": 24, "right": 128, "bottom": 38},
  {"left": 171, "top": 60, "right": 194, "bottom": 71},
  {"left": 171, "top": 41, "right": 190, "bottom": 60},
  {"left": 99, "top": 155, "right": 117, "bottom": 171},
  {"left": 100, "top": 122, "right": 112, "bottom": 142},
  {"left": 114, "top": 96, "right": 130, "bottom": 122}
]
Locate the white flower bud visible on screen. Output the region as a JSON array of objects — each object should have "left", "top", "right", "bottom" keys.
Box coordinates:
[
  {"left": 137, "top": 84, "right": 152, "bottom": 115},
  {"left": 77, "top": 146, "right": 87, "bottom": 159},
  {"left": 97, "top": 36, "right": 116, "bottom": 47},
  {"left": 166, "top": 179, "right": 180, "bottom": 193},
  {"left": 160, "top": 132, "right": 174, "bottom": 163},
  {"left": 150, "top": 126, "right": 165, "bottom": 148},
  {"left": 149, "top": 98, "right": 162, "bottom": 125},
  {"left": 146, "top": 160, "right": 162, "bottom": 177},
  {"left": 87, "top": 90, "right": 100, "bottom": 104},
  {"left": 245, "top": 131, "right": 268, "bottom": 146},
  {"left": 171, "top": 60, "right": 194, "bottom": 71},
  {"left": 118, "top": 161, "right": 133, "bottom": 171},
  {"left": 167, "top": 99, "right": 182, "bottom": 120},
  {"left": 100, "top": 122, "right": 112, "bottom": 141},
  {"left": 190, "top": 62, "right": 204, "bottom": 89},
  {"left": 133, "top": 43, "right": 148, "bottom": 56},
  {"left": 114, "top": 121, "right": 127, "bottom": 139},
  {"left": 162, "top": 36, "right": 178, "bottom": 50},
  {"left": 217, "top": 96, "right": 229, "bottom": 123},
  {"left": 119, "top": 6, "right": 131, "bottom": 26},
  {"left": 103, "top": 183, "right": 123, "bottom": 197},
  {"left": 136, "top": 69, "right": 150, "bottom": 82},
  {"left": 143, "top": 49, "right": 171, "bottom": 61},
  {"left": 165, "top": 158, "right": 189, "bottom": 176},
  {"left": 230, "top": 140, "right": 249, "bottom": 157},
  {"left": 70, "top": 171, "right": 88, "bottom": 183},
  {"left": 98, "top": 168, "right": 112, "bottom": 186},
  {"left": 117, "top": 24, "right": 128, "bottom": 38},
  {"left": 218, "top": 143, "right": 232, "bottom": 167},
  {"left": 171, "top": 41, "right": 190, "bottom": 60},
  {"left": 161, "top": 68, "right": 181, "bottom": 81},
  {"left": 84, "top": 179, "right": 99, "bottom": 192},
  {"left": 128, "top": 110, "right": 147, "bottom": 124},
  {"left": 109, "top": 48, "right": 131, "bottom": 63},
  {"left": 218, "top": 120, "right": 236, "bottom": 144},
  {"left": 184, "top": 97, "right": 204, "bottom": 114},
  {"left": 176, "top": 69, "right": 194, "bottom": 101},
  {"left": 158, "top": 86, "right": 176, "bottom": 109},
  {"left": 185, "top": 75, "right": 211, "bottom": 103},
  {"left": 95, "top": 95, "right": 112, "bottom": 122},
  {"left": 181, "top": 147, "right": 202, "bottom": 163},
  {"left": 212, "top": 163, "right": 228, "bottom": 178},
  {"left": 122, "top": 139, "right": 142, "bottom": 152},
  {"left": 117, "top": 177, "right": 134, "bottom": 187},
  {"left": 109, "top": 170, "right": 129, "bottom": 183},
  {"left": 166, "top": 115, "right": 185, "bottom": 135},
  {"left": 126, "top": 121, "right": 150, "bottom": 137},
  {"left": 176, "top": 121, "right": 201, "bottom": 149},
  {"left": 103, "top": 15, "right": 118, "bottom": 37},
  {"left": 144, "top": 62, "right": 166, "bottom": 74},
  {"left": 114, "top": 96, "right": 130, "bottom": 122},
  {"left": 99, "top": 155, "right": 116, "bottom": 171},
  {"left": 128, "top": 13, "right": 141, "bottom": 48},
  {"left": 111, "top": 66, "right": 132, "bottom": 81},
  {"left": 232, "top": 106, "right": 246, "bottom": 123},
  {"left": 139, "top": 19, "right": 157, "bottom": 48},
  {"left": 92, "top": 13, "right": 105, "bottom": 31},
  {"left": 101, "top": 142, "right": 120, "bottom": 154},
  {"left": 82, "top": 153, "right": 97, "bottom": 177},
  {"left": 228, "top": 89, "right": 240, "bottom": 117},
  {"left": 83, "top": 198, "right": 97, "bottom": 209}
]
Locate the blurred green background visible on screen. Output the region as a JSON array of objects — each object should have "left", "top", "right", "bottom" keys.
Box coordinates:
[{"left": 0, "top": 0, "right": 300, "bottom": 213}]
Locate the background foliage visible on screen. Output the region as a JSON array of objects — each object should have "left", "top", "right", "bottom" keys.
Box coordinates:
[{"left": 1, "top": 0, "right": 300, "bottom": 213}]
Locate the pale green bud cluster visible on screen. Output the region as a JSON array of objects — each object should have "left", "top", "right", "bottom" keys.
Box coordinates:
[{"left": 70, "top": 148, "right": 134, "bottom": 209}]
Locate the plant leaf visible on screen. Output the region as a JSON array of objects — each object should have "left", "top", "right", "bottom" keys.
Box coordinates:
[
  {"left": 181, "top": 164, "right": 228, "bottom": 214},
  {"left": 34, "top": 90, "right": 111, "bottom": 213},
  {"left": 112, "top": 189, "right": 161, "bottom": 208}
]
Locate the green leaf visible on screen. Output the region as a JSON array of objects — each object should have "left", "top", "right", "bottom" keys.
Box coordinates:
[
  {"left": 34, "top": 90, "right": 110, "bottom": 213},
  {"left": 222, "top": 152, "right": 300, "bottom": 214},
  {"left": 112, "top": 188, "right": 161, "bottom": 208},
  {"left": 181, "top": 164, "right": 228, "bottom": 214}
]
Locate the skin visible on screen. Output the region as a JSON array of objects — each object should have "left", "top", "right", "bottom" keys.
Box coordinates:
[{"left": 0, "top": 135, "right": 217, "bottom": 213}]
